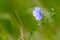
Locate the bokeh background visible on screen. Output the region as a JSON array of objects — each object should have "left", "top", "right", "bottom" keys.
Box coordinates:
[{"left": 0, "top": 0, "right": 60, "bottom": 40}]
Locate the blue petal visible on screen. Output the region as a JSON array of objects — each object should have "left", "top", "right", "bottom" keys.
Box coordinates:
[
  {"left": 35, "top": 7, "right": 41, "bottom": 13},
  {"left": 33, "top": 10, "right": 39, "bottom": 17},
  {"left": 33, "top": 7, "right": 43, "bottom": 20},
  {"left": 35, "top": 7, "right": 40, "bottom": 11},
  {"left": 35, "top": 14, "right": 42, "bottom": 20}
]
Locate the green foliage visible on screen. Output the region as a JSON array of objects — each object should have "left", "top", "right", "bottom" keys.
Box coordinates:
[{"left": 0, "top": 0, "right": 60, "bottom": 40}]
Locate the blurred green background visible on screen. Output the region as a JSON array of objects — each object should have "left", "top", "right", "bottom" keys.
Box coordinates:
[{"left": 0, "top": 0, "right": 60, "bottom": 40}]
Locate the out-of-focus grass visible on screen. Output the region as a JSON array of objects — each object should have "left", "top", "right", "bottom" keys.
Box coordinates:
[{"left": 0, "top": 0, "right": 60, "bottom": 40}]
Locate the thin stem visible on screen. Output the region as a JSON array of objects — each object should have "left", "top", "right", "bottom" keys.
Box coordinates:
[
  {"left": 20, "top": 26, "right": 24, "bottom": 40},
  {"left": 14, "top": 10, "right": 24, "bottom": 40}
]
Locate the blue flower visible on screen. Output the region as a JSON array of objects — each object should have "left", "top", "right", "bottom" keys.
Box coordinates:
[{"left": 33, "top": 7, "right": 43, "bottom": 20}]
